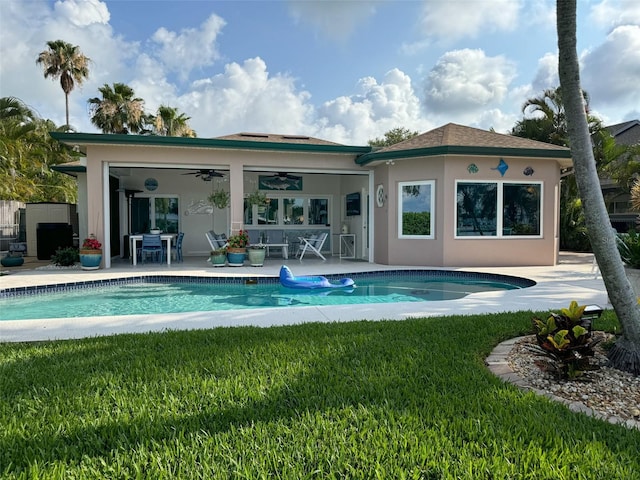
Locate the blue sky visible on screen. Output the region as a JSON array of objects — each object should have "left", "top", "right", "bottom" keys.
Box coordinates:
[{"left": 1, "top": 0, "right": 638, "bottom": 144}]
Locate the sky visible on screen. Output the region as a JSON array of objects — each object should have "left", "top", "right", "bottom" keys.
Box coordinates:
[{"left": 1, "top": 0, "right": 639, "bottom": 145}]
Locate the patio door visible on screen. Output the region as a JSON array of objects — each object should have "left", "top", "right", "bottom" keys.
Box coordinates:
[{"left": 132, "top": 196, "right": 180, "bottom": 234}]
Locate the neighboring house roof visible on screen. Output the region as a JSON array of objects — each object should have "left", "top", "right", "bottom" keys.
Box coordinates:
[
  {"left": 357, "top": 123, "right": 572, "bottom": 166},
  {"left": 605, "top": 120, "right": 640, "bottom": 146}
]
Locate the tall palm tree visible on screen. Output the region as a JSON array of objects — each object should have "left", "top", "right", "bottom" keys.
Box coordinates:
[
  {"left": 557, "top": 0, "right": 640, "bottom": 374},
  {"left": 88, "top": 83, "right": 147, "bottom": 134},
  {"left": 36, "top": 40, "right": 90, "bottom": 130},
  {"left": 151, "top": 105, "right": 196, "bottom": 137}
]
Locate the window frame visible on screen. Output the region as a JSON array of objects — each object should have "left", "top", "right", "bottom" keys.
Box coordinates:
[
  {"left": 397, "top": 180, "right": 436, "bottom": 240},
  {"left": 454, "top": 180, "right": 543, "bottom": 239}
]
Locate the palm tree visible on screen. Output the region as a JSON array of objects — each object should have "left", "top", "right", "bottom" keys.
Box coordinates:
[
  {"left": 557, "top": 0, "right": 640, "bottom": 374},
  {"left": 88, "top": 83, "right": 147, "bottom": 134},
  {"left": 36, "top": 40, "right": 90, "bottom": 130},
  {"left": 151, "top": 105, "right": 196, "bottom": 137}
]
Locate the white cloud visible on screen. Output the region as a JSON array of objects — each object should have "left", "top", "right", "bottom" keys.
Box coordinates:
[
  {"left": 423, "top": 49, "right": 517, "bottom": 114},
  {"left": 316, "top": 68, "right": 430, "bottom": 144},
  {"left": 418, "top": 0, "right": 522, "bottom": 42},
  {"left": 150, "top": 13, "right": 225, "bottom": 82},
  {"left": 53, "top": 0, "right": 110, "bottom": 26},
  {"left": 589, "top": 0, "right": 640, "bottom": 31},
  {"left": 287, "top": 0, "right": 377, "bottom": 42},
  {"left": 531, "top": 52, "right": 559, "bottom": 92},
  {"left": 581, "top": 25, "right": 640, "bottom": 115}
]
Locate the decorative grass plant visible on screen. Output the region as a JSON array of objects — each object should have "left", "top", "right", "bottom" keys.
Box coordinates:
[{"left": 0, "top": 311, "right": 637, "bottom": 479}]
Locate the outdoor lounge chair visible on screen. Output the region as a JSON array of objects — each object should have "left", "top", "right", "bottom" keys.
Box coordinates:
[
  {"left": 205, "top": 230, "right": 227, "bottom": 250},
  {"left": 296, "top": 232, "right": 328, "bottom": 261}
]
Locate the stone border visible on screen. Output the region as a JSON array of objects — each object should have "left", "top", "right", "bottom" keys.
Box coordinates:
[{"left": 486, "top": 337, "right": 640, "bottom": 431}]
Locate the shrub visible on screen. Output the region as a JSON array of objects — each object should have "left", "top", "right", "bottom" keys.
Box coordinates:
[
  {"left": 617, "top": 229, "right": 640, "bottom": 268},
  {"left": 531, "top": 301, "right": 601, "bottom": 379},
  {"left": 51, "top": 246, "right": 79, "bottom": 266}
]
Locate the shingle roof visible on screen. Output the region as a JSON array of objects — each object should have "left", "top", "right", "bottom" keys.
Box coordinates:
[
  {"left": 606, "top": 120, "right": 640, "bottom": 146},
  {"left": 375, "top": 123, "right": 569, "bottom": 153},
  {"left": 215, "top": 132, "right": 344, "bottom": 146}
]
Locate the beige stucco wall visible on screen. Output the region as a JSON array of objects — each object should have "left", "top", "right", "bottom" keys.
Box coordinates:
[{"left": 375, "top": 154, "right": 562, "bottom": 267}]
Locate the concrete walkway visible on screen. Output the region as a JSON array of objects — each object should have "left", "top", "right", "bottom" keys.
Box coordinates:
[{"left": 0, "top": 253, "right": 608, "bottom": 343}]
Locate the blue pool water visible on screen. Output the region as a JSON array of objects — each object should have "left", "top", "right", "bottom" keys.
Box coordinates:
[{"left": 0, "top": 271, "right": 534, "bottom": 321}]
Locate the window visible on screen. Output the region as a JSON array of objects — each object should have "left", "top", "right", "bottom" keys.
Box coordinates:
[
  {"left": 398, "top": 180, "right": 435, "bottom": 238},
  {"left": 456, "top": 181, "right": 542, "bottom": 238},
  {"left": 154, "top": 197, "right": 179, "bottom": 233},
  {"left": 244, "top": 195, "right": 330, "bottom": 227}
]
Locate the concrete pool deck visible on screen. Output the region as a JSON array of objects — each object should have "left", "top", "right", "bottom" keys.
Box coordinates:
[{"left": 0, "top": 252, "right": 609, "bottom": 343}]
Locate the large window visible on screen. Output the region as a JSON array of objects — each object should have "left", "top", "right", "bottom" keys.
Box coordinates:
[
  {"left": 244, "top": 196, "right": 330, "bottom": 227},
  {"left": 398, "top": 180, "right": 435, "bottom": 239},
  {"left": 456, "top": 181, "right": 542, "bottom": 237}
]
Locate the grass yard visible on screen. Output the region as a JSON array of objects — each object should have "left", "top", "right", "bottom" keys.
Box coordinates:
[{"left": 1, "top": 310, "right": 638, "bottom": 479}]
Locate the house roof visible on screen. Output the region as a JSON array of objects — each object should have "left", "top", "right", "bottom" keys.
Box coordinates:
[
  {"left": 356, "top": 123, "right": 572, "bottom": 165},
  {"left": 606, "top": 120, "right": 640, "bottom": 146},
  {"left": 49, "top": 132, "right": 370, "bottom": 156},
  {"left": 215, "top": 132, "right": 343, "bottom": 146}
]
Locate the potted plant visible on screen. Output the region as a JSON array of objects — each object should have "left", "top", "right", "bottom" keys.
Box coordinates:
[
  {"left": 79, "top": 234, "right": 102, "bottom": 270},
  {"left": 226, "top": 230, "right": 249, "bottom": 266},
  {"left": 209, "top": 247, "right": 227, "bottom": 267},
  {"left": 208, "top": 189, "right": 230, "bottom": 209},
  {"left": 246, "top": 189, "right": 267, "bottom": 206},
  {"left": 247, "top": 243, "right": 266, "bottom": 266},
  {"left": 1, "top": 252, "right": 25, "bottom": 267}
]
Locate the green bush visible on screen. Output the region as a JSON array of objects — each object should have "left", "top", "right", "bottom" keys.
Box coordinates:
[
  {"left": 531, "top": 301, "right": 600, "bottom": 379},
  {"left": 51, "top": 246, "right": 79, "bottom": 266},
  {"left": 617, "top": 230, "right": 640, "bottom": 268}
]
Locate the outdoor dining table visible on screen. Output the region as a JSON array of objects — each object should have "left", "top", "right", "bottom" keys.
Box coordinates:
[{"left": 130, "top": 234, "right": 175, "bottom": 265}]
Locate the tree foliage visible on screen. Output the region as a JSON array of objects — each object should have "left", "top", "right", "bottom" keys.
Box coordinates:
[
  {"left": 88, "top": 83, "right": 147, "bottom": 134},
  {"left": 36, "top": 39, "right": 90, "bottom": 130},
  {"left": 0, "top": 97, "right": 78, "bottom": 202},
  {"left": 368, "top": 127, "right": 419, "bottom": 147},
  {"left": 151, "top": 105, "right": 196, "bottom": 137}
]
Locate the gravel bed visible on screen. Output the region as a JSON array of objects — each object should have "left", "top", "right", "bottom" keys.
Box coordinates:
[{"left": 508, "top": 332, "right": 640, "bottom": 423}]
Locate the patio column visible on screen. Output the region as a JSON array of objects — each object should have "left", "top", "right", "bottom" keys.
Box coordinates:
[{"left": 228, "top": 162, "right": 244, "bottom": 235}]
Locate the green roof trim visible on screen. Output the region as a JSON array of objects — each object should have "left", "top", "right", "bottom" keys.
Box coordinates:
[
  {"left": 355, "top": 145, "right": 572, "bottom": 165},
  {"left": 50, "top": 132, "right": 373, "bottom": 155}
]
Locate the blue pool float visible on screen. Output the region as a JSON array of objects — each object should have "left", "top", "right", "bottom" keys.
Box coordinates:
[{"left": 279, "top": 265, "right": 355, "bottom": 289}]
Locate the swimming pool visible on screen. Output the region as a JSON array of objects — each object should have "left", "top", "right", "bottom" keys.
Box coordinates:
[{"left": 0, "top": 270, "right": 535, "bottom": 321}]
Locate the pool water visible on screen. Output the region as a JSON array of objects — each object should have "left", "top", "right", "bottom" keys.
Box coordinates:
[{"left": 0, "top": 272, "right": 533, "bottom": 321}]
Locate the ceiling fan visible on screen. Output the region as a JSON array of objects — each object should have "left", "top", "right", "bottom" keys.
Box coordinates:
[
  {"left": 258, "top": 172, "right": 302, "bottom": 190},
  {"left": 182, "top": 169, "right": 225, "bottom": 181}
]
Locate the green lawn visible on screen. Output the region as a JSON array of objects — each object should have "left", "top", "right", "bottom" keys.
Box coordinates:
[{"left": 1, "top": 310, "right": 638, "bottom": 479}]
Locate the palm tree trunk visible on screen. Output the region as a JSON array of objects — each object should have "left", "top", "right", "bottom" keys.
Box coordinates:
[
  {"left": 557, "top": 0, "right": 640, "bottom": 374},
  {"left": 64, "top": 92, "right": 70, "bottom": 130}
]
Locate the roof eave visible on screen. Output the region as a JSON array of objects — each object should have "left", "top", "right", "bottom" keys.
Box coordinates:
[{"left": 355, "top": 145, "right": 572, "bottom": 166}]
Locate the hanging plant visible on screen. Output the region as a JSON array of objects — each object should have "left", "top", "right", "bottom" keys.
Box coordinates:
[
  {"left": 208, "top": 189, "right": 230, "bottom": 209},
  {"left": 246, "top": 189, "right": 267, "bottom": 206}
]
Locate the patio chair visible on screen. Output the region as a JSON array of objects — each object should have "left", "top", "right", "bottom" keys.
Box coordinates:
[
  {"left": 171, "top": 232, "right": 185, "bottom": 262},
  {"left": 140, "top": 234, "right": 163, "bottom": 264},
  {"left": 296, "top": 232, "right": 328, "bottom": 261},
  {"left": 205, "top": 230, "right": 227, "bottom": 250}
]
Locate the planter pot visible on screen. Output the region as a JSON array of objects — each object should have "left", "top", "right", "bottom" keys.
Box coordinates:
[
  {"left": 227, "top": 248, "right": 246, "bottom": 266},
  {"left": 247, "top": 248, "right": 266, "bottom": 266},
  {"left": 625, "top": 266, "right": 640, "bottom": 298},
  {"left": 79, "top": 249, "right": 102, "bottom": 270},
  {"left": 210, "top": 253, "right": 227, "bottom": 267},
  {"left": 1, "top": 256, "right": 24, "bottom": 267}
]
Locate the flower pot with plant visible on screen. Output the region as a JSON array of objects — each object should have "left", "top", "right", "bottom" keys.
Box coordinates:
[
  {"left": 208, "top": 189, "right": 230, "bottom": 209},
  {"left": 246, "top": 189, "right": 267, "bottom": 206},
  {"left": 247, "top": 244, "right": 266, "bottom": 266},
  {"left": 79, "top": 234, "right": 102, "bottom": 270},
  {"left": 226, "top": 230, "right": 249, "bottom": 266},
  {"left": 209, "top": 247, "right": 227, "bottom": 267},
  {"left": 1, "top": 252, "right": 25, "bottom": 267}
]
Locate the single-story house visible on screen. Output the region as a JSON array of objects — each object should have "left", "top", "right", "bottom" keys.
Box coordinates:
[{"left": 51, "top": 122, "right": 572, "bottom": 268}]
